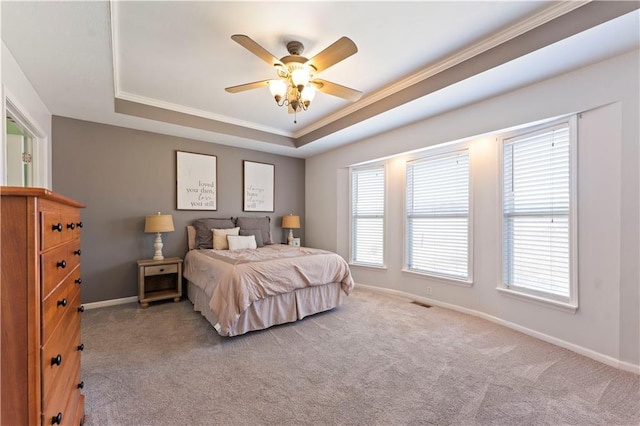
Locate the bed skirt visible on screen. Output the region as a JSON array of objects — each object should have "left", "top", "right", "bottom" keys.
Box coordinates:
[{"left": 187, "top": 280, "right": 344, "bottom": 336}]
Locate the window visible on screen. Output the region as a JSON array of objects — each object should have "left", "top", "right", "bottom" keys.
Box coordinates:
[
  {"left": 350, "top": 165, "right": 385, "bottom": 266},
  {"left": 502, "top": 120, "right": 575, "bottom": 303},
  {"left": 406, "top": 150, "right": 470, "bottom": 280}
]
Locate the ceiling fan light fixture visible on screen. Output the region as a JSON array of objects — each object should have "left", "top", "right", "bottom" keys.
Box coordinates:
[{"left": 227, "top": 35, "right": 361, "bottom": 123}]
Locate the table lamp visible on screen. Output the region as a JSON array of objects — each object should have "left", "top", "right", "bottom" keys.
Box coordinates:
[
  {"left": 282, "top": 214, "right": 300, "bottom": 245},
  {"left": 144, "top": 212, "right": 174, "bottom": 260}
]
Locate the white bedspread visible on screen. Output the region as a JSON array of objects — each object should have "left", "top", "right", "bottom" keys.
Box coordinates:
[{"left": 183, "top": 244, "right": 354, "bottom": 335}]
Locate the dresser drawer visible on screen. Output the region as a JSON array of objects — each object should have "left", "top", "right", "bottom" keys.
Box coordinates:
[
  {"left": 43, "top": 352, "right": 82, "bottom": 426},
  {"left": 42, "top": 273, "right": 81, "bottom": 344},
  {"left": 40, "top": 200, "right": 82, "bottom": 250},
  {"left": 42, "top": 303, "right": 82, "bottom": 399},
  {"left": 145, "top": 263, "right": 178, "bottom": 276},
  {"left": 42, "top": 242, "right": 81, "bottom": 298}
]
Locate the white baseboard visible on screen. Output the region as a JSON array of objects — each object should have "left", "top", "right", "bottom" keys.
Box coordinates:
[
  {"left": 355, "top": 283, "right": 640, "bottom": 376},
  {"left": 83, "top": 296, "right": 138, "bottom": 310}
]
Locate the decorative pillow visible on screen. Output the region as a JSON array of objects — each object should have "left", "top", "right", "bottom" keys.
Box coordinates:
[
  {"left": 212, "top": 227, "right": 240, "bottom": 250},
  {"left": 193, "top": 218, "right": 235, "bottom": 249},
  {"left": 239, "top": 228, "right": 264, "bottom": 247},
  {"left": 227, "top": 235, "right": 257, "bottom": 251},
  {"left": 236, "top": 217, "right": 273, "bottom": 245}
]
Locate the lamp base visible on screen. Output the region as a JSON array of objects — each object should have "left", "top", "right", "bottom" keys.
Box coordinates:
[
  {"left": 287, "top": 228, "right": 294, "bottom": 245},
  {"left": 153, "top": 232, "right": 164, "bottom": 260}
]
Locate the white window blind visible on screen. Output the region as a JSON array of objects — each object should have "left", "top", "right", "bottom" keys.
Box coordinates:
[
  {"left": 503, "top": 123, "right": 571, "bottom": 299},
  {"left": 351, "top": 166, "right": 385, "bottom": 266},
  {"left": 406, "top": 150, "right": 469, "bottom": 280}
]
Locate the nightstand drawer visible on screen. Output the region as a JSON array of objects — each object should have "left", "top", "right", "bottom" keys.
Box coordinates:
[{"left": 145, "top": 264, "right": 178, "bottom": 276}]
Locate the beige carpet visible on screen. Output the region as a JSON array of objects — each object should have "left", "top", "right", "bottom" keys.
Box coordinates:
[{"left": 81, "top": 288, "right": 639, "bottom": 425}]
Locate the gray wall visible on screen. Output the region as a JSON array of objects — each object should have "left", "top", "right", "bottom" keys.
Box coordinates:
[{"left": 52, "top": 117, "right": 305, "bottom": 303}]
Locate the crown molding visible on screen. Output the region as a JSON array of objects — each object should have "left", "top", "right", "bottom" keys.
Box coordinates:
[{"left": 292, "top": 1, "right": 589, "bottom": 139}]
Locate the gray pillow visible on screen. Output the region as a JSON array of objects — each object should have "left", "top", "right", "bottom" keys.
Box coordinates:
[
  {"left": 239, "top": 228, "right": 264, "bottom": 247},
  {"left": 193, "top": 218, "right": 235, "bottom": 249},
  {"left": 236, "top": 217, "right": 273, "bottom": 245}
]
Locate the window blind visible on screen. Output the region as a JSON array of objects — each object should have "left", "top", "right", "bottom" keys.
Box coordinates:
[
  {"left": 503, "top": 123, "right": 571, "bottom": 298},
  {"left": 351, "top": 166, "right": 385, "bottom": 266},
  {"left": 406, "top": 151, "right": 469, "bottom": 279}
]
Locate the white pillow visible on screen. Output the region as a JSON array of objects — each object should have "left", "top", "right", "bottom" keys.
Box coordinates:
[
  {"left": 227, "top": 235, "right": 257, "bottom": 251},
  {"left": 212, "top": 227, "right": 240, "bottom": 250}
]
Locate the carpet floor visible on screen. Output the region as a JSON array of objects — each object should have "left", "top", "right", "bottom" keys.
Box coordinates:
[{"left": 81, "top": 288, "right": 639, "bottom": 425}]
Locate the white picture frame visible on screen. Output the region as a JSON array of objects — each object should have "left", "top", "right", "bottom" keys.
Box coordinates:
[
  {"left": 176, "top": 151, "right": 217, "bottom": 210},
  {"left": 243, "top": 161, "right": 275, "bottom": 212}
]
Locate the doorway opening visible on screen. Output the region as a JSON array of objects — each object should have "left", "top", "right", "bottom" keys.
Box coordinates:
[{"left": 6, "top": 115, "right": 34, "bottom": 187}]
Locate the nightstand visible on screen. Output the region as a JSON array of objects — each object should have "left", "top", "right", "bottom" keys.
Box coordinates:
[{"left": 137, "top": 257, "right": 183, "bottom": 308}]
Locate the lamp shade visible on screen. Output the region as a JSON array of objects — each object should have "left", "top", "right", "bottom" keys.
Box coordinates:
[
  {"left": 282, "top": 214, "right": 300, "bottom": 229},
  {"left": 144, "top": 213, "right": 175, "bottom": 233}
]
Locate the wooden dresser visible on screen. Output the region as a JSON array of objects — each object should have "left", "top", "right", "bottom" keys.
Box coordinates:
[{"left": 1, "top": 187, "right": 86, "bottom": 425}]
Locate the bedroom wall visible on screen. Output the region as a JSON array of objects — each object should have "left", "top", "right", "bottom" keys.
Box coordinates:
[
  {"left": 305, "top": 50, "right": 640, "bottom": 371},
  {"left": 52, "top": 117, "right": 305, "bottom": 303}
]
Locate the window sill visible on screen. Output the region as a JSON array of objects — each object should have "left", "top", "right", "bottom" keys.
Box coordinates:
[
  {"left": 401, "top": 269, "right": 473, "bottom": 287},
  {"left": 496, "top": 286, "right": 577, "bottom": 313},
  {"left": 349, "top": 263, "right": 387, "bottom": 271}
]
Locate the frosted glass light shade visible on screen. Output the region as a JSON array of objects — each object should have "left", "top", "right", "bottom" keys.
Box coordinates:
[
  {"left": 300, "top": 85, "right": 316, "bottom": 104},
  {"left": 291, "top": 68, "right": 310, "bottom": 88},
  {"left": 269, "top": 80, "right": 287, "bottom": 100}
]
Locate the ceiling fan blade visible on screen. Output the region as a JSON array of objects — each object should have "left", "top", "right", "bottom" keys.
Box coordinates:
[
  {"left": 311, "top": 79, "right": 362, "bottom": 102},
  {"left": 225, "top": 80, "right": 271, "bottom": 93},
  {"left": 307, "top": 37, "right": 357, "bottom": 73},
  {"left": 231, "top": 34, "right": 284, "bottom": 68}
]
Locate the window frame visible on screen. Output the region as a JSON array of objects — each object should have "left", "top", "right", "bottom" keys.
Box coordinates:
[
  {"left": 403, "top": 148, "right": 473, "bottom": 284},
  {"left": 497, "top": 116, "right": 578, "bottom": 312},
  {"left": 349, "top": 163, "right": 387, "bottom": 268}
]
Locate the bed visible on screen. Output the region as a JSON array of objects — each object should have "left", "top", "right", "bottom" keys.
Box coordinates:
[{"left": 183, "top": 217, "right": 354, "bottom": 336}]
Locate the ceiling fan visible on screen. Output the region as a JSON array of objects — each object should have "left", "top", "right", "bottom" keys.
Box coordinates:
[{"left": 225, "top": 34, "right": 362, "bottom": 122}]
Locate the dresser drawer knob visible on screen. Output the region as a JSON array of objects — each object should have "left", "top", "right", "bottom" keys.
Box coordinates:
[
  {"left": 56, "top": 260, "right": 66, "bottom": 269},
  {"left": 52, "top": 412, "right": 62, "bottom": 425},
  {"left": 51, "top": 354, "right": 62, "bottom": 366},
  {"left": 67, "top": 222, "right": 75, "bottom": 230},
  {"left": 74, "top": 249, "right": 82, "bottom": 256},
  {"left": 78, "top": 305, "right": 85, "bottom": 313},
  {"left": 77, "top": 221, "right": 83, "bottom": 228},
  {"left": 52, "top": 223, "right": 63, "bottom": 232},
  {"left": 77, "top": 343, "right": 85, "bottom": 351},
  {"left": 57, "top": 298, "right": 68, "bottom": 307},
  {"left": 77, "top": 381, "right": 85, "bottom": 389},
  {"left": 75, "top": 278, "right": 82, "bottom": 285}
]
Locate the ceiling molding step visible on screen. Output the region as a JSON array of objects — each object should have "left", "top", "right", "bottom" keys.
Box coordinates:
[
  {"left": 293, "top": 0, "right": 589, "bottom": 139},
  {"left": 110, "top": 0, "right": 290, "bottom": 140},
  {"left": 295, "top": 1, "right": 639, "bottom": 148},
  {"left": 114, "top": 99, "right": 295, "bottom": 148},
  {"left": 116, "top": 91, "right": 292, "bottom": 137}
]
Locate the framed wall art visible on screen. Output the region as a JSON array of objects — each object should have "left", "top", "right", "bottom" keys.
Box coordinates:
[
  {"left": 243, "top": 160, "right": 274, "bottom": 212},
  {"left": 176, "top": 151, "right": 217, "bottom": 210}
]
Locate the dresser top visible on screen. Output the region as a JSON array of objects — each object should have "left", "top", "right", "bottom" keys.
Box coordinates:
[{"left": 1, "top": 186, "right": 85, "bottom": 208}]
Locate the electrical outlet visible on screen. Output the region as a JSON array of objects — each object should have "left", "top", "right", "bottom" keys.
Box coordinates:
[{"left": 426, "top": 287, "right": 432, "bottom": 295}]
